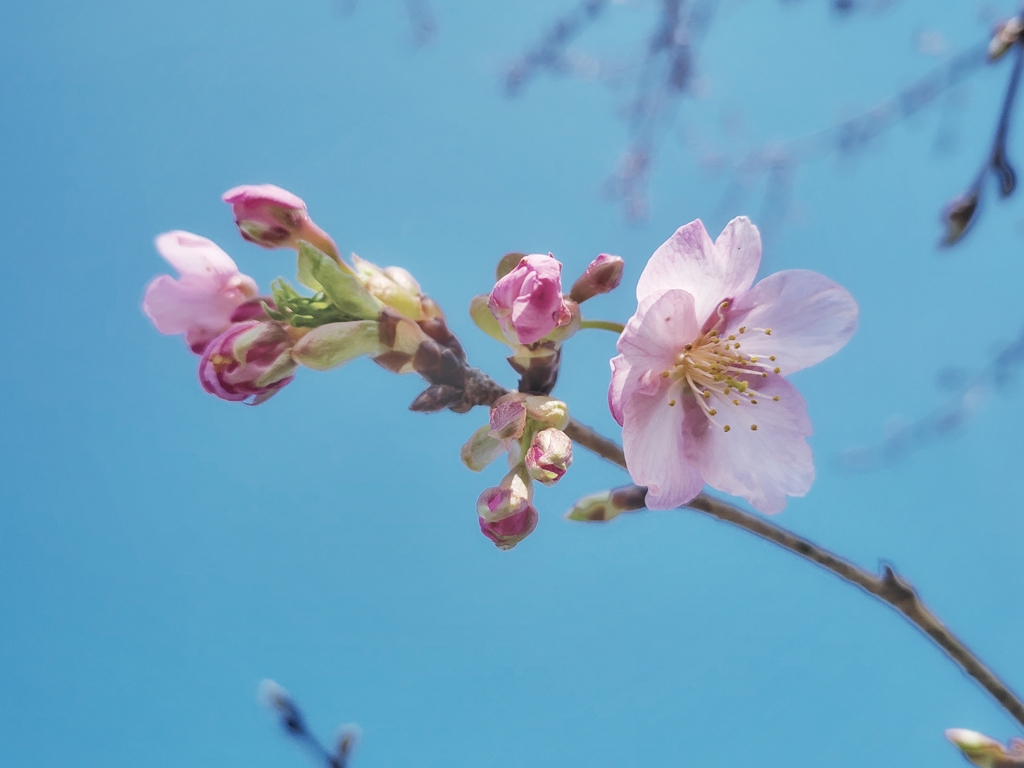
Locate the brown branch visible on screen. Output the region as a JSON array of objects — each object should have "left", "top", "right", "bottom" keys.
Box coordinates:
[
  {"left": 562, "top": 416, "right": 1024, "bottom": 728},
  {"left": 437, "top": 331, "right": 1024, "bottom": 726}
]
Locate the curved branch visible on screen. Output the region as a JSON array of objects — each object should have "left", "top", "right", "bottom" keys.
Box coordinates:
[{"left": 563, "top": 416, "right": 1024, "bottom": 729}]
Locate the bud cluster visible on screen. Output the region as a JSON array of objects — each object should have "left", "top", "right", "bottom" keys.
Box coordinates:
[
  {"left": 143, "top": 184, "right": 475, "bottom": 410},
  {"left": 461, "top": 393, "right": 573, "bottom": 549},
  {"left": 471, "top": 251, "right": 623, "bottom": 396}
]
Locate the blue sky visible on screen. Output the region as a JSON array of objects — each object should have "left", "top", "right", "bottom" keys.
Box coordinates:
[{"left": 2, "top": 1, "right": 1023, "bottom": 766}]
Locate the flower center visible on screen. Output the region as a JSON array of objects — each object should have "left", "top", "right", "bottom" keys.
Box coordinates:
[{"left": 661, "top": 301, "right": 781, "bottom": 433}]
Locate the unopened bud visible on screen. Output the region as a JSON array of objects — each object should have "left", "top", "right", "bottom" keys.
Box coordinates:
[
  {"left": 565, "top": 485, "right": 648, "bottom": 522},
  {"left": 945, "top": 729, "right": 1023, "bottom": 768},
  {"left": 258, "top": 679, "right": 306, "bottom": 735},
  {"left": 291, "top": 320, "right": 383, "bottom": 371},
  {"left": 335, "top": 724, "right": 362, "bottom": 765},
  {"left": 488, "top": 253, "right": 566, "bottom": 345},
  {"left": 477, "top": 469, "right": 538, "bottom": 550},
  {"left": 989, "top": 18, "right": 1024, "bottom": 61},
  {"left": 222, "top": 184, "right": 340, "bottom": 261},
  {"left": 524, "top": 396, "right": 569, "bottom": 430},
  {"left": 200, "top": 321, "right": 296, "bottom": 405},
  {"left": 461, "top": 424, "right": 507, "bottom": 471},
  {"left": 941, "top": 190, "right": 981, "bottom": 246},
  {"left": 569, "top": 254, "right": 625, "bottom": 302},
  {"left": 489, "top": 393, "right": 528, "bottom": 444},
  {"left": 352, "top": 254, "right": 424, "bottom": 320},
  {"left": 525, "top": 428, "right": 573, "bottom": 485}
]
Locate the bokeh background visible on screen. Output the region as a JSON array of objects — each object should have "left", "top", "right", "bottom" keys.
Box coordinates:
[{"left": 2, "top": 1, "right": 1023, "bottom": 766}]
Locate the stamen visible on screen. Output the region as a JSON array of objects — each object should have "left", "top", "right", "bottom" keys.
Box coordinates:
[
  {"left": 723, "top": 425, "right": 731, "bottom": 432},
  {"left": 708, "top": 408, "right": 717, "bottom": 416},
  {"left": 739, "top": 326, "right": 746, "bottom": 333},
  {"left": 769, "top": 356, "right": 776, "bottom": 361},
  {"left": 750, "top": 399, "right": 758, "bottom": 405},
  {"left": 668, "top": 399, "right": 676, "bottom": 406},
  {"left": 773, "top": 367, "right": 781, "bottom": 374},
  {"left": 765, "top": 328, "right": 772, "bottom": 335},
  {"left": 750, "top": 424, "right": 758, "bottom": 431},
  {"left": 772, "top": 395, "right": 780, "bottom": 401}
]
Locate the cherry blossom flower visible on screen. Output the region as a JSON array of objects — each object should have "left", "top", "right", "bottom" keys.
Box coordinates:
[
  {"left": 199, "top": 320, "right": 297, "bottom": 405},
  {"left": 609, "top": 217, "right": 858, "bottom": 513},
  {"left": 143, "top": 231, "right": 259, "bottom": 354},
  {"left": 488, "top": 253, "right": 570, "bottom": 344}
]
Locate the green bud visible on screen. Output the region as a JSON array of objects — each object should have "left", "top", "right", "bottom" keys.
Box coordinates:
[
  {"left": 298, "top": 242, "right": 383, "bottom": 320},
  {"left": 565, "top": 486, "right": 647, "bottom": 522},
  {"left": 524, "top": 396, "right": 569, "bottom": 430},
  {"left": 470, "top": 294, "right": 508, "bottom": 344},
  {"left": 460, "top": 424, "right": 506, "bottom": 472},
  {"left": 291, "top": 320, "right": 384, "bottom": 371},
  {"left": 352, "top": 254, "right": 424, "bottom": 320}
]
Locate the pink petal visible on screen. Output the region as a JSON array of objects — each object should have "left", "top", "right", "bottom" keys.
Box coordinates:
[
  {"left": 622, "top": 384, "right": 705, "bottom": 509},
  {"left": 608, "top": 355, "right": 631, "bottom": 426},
  {"left": 636, "top": 217, "right": 761, "bottom": 325},
  {"left": 686, "top": 375, "right": 813, "bottom": 514},
  {"left": 617, "top": 289, "right": 700, "bottom": 373},
  {"left": 723, "top": 269, "right": 858, "bottom": 375},
  {"left": 221, "top": 184, "right": 306, "bottom": 211},
  {"left": 154, "top": 231, "right": 239, "bottom": 278}
]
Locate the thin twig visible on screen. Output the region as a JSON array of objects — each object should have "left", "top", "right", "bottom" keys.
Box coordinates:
[{"left": 562, "top": 415, "right": 1024, "bottom": 728}]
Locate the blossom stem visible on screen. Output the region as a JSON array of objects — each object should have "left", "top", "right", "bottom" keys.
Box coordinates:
[
  {"left": 562, "top": 416, "right": 1024, "bottom": 729},
  {"left": 578, "top": 319, "right": 626, "bottom": 334}
]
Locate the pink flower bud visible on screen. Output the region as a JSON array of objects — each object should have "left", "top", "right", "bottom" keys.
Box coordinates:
[
  {"left": 222, "top": 184, "right": 339, "bottom": 262},
  {"left": 489, "top": 394, "right": 528, "bottom": 445},
  {"left": 199, "top": 321, "right": 297, "bottom": 405},
  {"left": 487, "top": 253, "right": 568, "bottom": 345},
  {"left": 143, "top": 231, "right": 259, "bottom": 354},
  {"left": 476, "top": 470, "right": 538, "bottom": 550},
  {"left": 569, "top": 253, "right": 625, "bottom": 302},
  {"left": 525, "top": 428, "right": 573, "bottom": 486},
  {"left": 478, "top": 505, "right": 538, "bottom": 550}
]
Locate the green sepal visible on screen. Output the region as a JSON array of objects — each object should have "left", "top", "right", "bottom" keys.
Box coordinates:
[{"left": 298, "top": 242, "right": 382, "bottom": 320}]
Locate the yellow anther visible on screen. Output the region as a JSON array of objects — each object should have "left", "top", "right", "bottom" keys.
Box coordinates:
[
  {"left": 662, "top": 371, "right": 670, "bottom": 378},
  {"left": 750, "top": 424, "right": 758, "bottom": 431},
  {"left": 708, "top": 408, "right": 717, "bottom": 416},
  {"left": 765, "top": 328, "right": 772, "bottom": 335},
  {"left": 684, "top": 343, "right": 692, "bottom": 351},
  {"left": 702, "top": 390, "right": 710, "bottom": 399},
  {"left": 773, "top": 367, "right": 781, "bottom": 374},
  {"left": 750, "top": 399, "right": 758, "bottom": 405},
  {"left": 668, "top": 399, "right": 676, "bottom": 407},
  {"left": 732, "top": 399, "right": 740, "bottom": 405},
  {"left": 737, "top": 381, "right": 748, "bottom": 393},
  {"left": 772, "top": 395, "right": 780, "bottom": 401},
  {"left": 769, "top": 355, "right": 776, "bottom": 361},
  {"left": 750, "top": 356, "right": 758, "bottom": 362},
  {"left": 761, "top": 372, "right": 768, "bottom": 378},
  {"left": 739, "top": 326, "right": 746, "bottom": 333},
  {"left": 723, "top": 425, "right": 731, "bottom": 432},
  {"left": 721, "top": 301, "right": 729, "bottom": 308},
  {"left": 734, "top": 343, "right": 741, "bottom": 349},
  {"left": 728, "top": 335, "right": 736, "bottom": 341}
]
